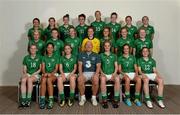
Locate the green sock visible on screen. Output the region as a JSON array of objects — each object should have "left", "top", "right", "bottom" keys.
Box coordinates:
[
  {"left": 70, "top": 90, "right": 75, "bottom": 99},
  {"left": 135, "top": 92, "right": 140, "bottom": 100},
  {"left": 49, "top": 96, "right": 53, "bottom": 101},
  {"left": 40, "top": 96, "right": 45, "bottom": 99},
  {"left": 125, "top": 92, "right": 130, "bottom": 99},
  {"left": 157, "top": 96, "right": 163, "bottom": 101},
  {"left": 145, "top": 95, "right": 151, "bottom": 101},
  {"left": 27, "top": 93, "right": 32, "bottom": 99},
  {"left": 101, "top": 92, "right": 107, "bottom": 100},
  {"left": 59, "top": 91, "right": 65, "bottom": 100},
  {"left": 114, "top": 91, "right": 120, "bottom": 101},
  {"left": 21, "top": 93, "right": 26, "bottom": 98}
]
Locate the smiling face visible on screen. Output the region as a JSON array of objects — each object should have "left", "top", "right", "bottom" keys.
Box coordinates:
[
  {"left": 111, "top": 14, "right": 117, "bottom": 23},
  {"left": 123, "top": 45, "right": 129, "bottom": 55},
  {"left": 125, "top": 16, "right": 132, "bottom": 25},
  {"left": 142, "top": 48, "right": 149, "bottom": 57},
  {"left": 69, "top": 28, "right": 76, "bottom": 37},
  {"left": 142, "top": 16, "right": 149, "bottom": 25},
  {"left": 139, "top": 29, "right": 146, "bottom": 38},
  {"left": 64, "top": 45, "right": 72, "bottom": 55},
  {"left": 88, "top": 28, "right": 94, "bottom": 38},
  {"left": 30, "top": 45, "right": 37, "bottom": 55},
  {"left": 63, "top": 17, "right": 69, "bottom": 25},
  {"left": 104, "top": 42, "right": 111, "bottom": 52},
  {"left": 103, "top": 28, "right": 110, "bottom": 37},
  {"left": 46, "top": 44, "right": 54, "bottom": 55},
  {"left": 79, "top": 16, "right": 85, "bottom": 25},
  {"left": 33, "top": 31, "right": 40, "bottom": 41},
  {"left": 95, "top": 11, "right": 101, "bottom": 21},
  {"left": 49, "top": 18, "right": 55, "bottom": 27},
  {"left": 33, "top": 19, "right": 40, "bottom": 28},
  {"left": 121, "top": 28, "right": 128, "bottom": 38},
  {"left": 85, "top": 41, "right": 93, "bottom": 52},
  {"left": 51, "top": 30, "right": 58, "bottom": 39}
]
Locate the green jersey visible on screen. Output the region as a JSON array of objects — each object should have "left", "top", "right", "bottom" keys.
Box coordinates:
[
  {"left": 106, "top": 22, "right": 121, "bottom": 41},
  {"left": 58, "top": 24, "right": 74, "bottom": 41},
  {"left": 28, "top": 27, "right": 44, "bottom": 40},
  {"left": 139, "top": 25, "right": 155, "bottom": 40},
  {"left": 44, "top": 26, "right": 55, "bottom": 42},
  {"left": 59, "top": 55, "right": 77, "bottom": 73},
  {"left": 23, "top": 55, "right": 42, "bottom": 74},
  {"left": 65, "top": 37, "right": 81, "bottom": 56},
  {"left": 76, "top": 24, "right": 88, "bottom": 43},
  {"left": 115, "top": 37, "right": 134, "bottom": 57},
  {"left": 46, "top": 38, "right": 64, "bottom": 58},
  {"left": 42, "top": 54, "right": 59, "bottom": 73},
  {"left": 124, "top": 25, "right": 138, "bottom": 40},
  {"left": 118, "top": 55, "right": 136, "bottom": 73},
  {"left": 134, "top": 38, "right": 153, "bottom": 58},
  {"left": 91, "top": 21, "right": 105, "bottom": 39},
  {"left": 138, "top": 57, "right": 156, "bottom": 74},
  {"left": 100, "top": 37, "right": 115, "bottom": 53},
  {"left": 100, "top": 52, "right": 117, "bottom": 75},
  {"left": 28, "top": 39, "right": 45, "bottom": 56}
]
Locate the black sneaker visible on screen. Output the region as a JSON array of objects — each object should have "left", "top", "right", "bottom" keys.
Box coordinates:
[
  {"left": 68, "top": 98, "right": 74, "bottom": 107},
  {"left": 59, "top": 100, "right": 65, "bottom": 107},
  {"left": 47, "top": 98, "right": 54, "bottom": 109},
  {"left": 19, "top": 98, "right": 26, "bottom": 107},
  {"left": 39, "top": 98, "right": 46, "bottom": 109},
  {"left": 102, "top": 100, "right": 108, "bottom": 109},
  {"left": 25, "top": 98, "right": 31, "bottom": 107},
  {"left": 112, "top": 100, "right": 119, "bottom": 108}
]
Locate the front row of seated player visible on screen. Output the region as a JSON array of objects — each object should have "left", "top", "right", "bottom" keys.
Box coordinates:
[{"left": 20, "top": 41, "right": 165, "bottom": 109}]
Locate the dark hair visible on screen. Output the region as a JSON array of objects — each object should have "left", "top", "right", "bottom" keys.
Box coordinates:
[
  {"left": 33, "top": 18, "right": 40, "bottom": 23},
  {"left": 87, "top": 26, "right": 95, "bottom": 32},
  {"left": 64, "top": 44, "right": 72, "bottom": 50},
  {"left": 51, "top": 28, "right": 60, "bottom": 38},
  {"left": 78, "top": 14, "right": 86, "bottom": 20},
  {"left": 141, "top": 47, "right": 150, "bottom": 57},
  {"left": 118, "top": 27, "right": 128, "bottom": 38},
  {"left": 95, "top": 10, "right": 101, "bottom": 15},
  {"left": 125, "top": 16, "right": 132, "bottom": 21},
  {"left": 48, "top": 17, "right": 56, "bottom": 22},
  {"left": 111, "top": 12, "right": 118, "bottom": 18},
  {"left": 46, "top": 42, "right": 54, "bottom": 54},
  {"left": 28, "top": 44, "right": 37, "bottom": 54},
  {"left": 122, "top": 44, "right": 130, "bottom": 54},
  {"left": 142, "top": 16, "right": 149, "bottom": 21},
  {"left": 103, "top": 40, "right": 112, "bottom": 47},
  {"left": 63, "top": 14, "right": 69, "bottom": 20},
  {"left": 103, "top": 27, "right": 112, "bottom": 39}
]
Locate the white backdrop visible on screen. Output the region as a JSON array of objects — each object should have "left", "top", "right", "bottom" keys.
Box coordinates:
[{"left": 0, "top": 0, "right": 180, "bottom": 86}]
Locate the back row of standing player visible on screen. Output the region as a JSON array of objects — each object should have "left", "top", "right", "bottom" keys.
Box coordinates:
[{"left": 27, "top": 11, "right": 154, "bottom": 58}]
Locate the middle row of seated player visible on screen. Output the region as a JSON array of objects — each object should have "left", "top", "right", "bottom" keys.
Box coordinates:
[
  {"left": 29, "top": 26, "right": 152, "bottom": 59},
  {"left": 21, "top": 40, "right": 164, "bottom": 109}
]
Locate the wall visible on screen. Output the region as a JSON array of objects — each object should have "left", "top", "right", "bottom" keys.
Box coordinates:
[{"left": 0, "top": 0, "right": 179, "bottom": 86}]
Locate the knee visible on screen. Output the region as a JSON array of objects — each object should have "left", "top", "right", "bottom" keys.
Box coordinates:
[
  {"left": 57, "top": 77, "right": 63, "bottom": 83},
  {"left": 78, "top": 76, "right": 84, "bottom": 85},
  {"left": 100, "top": 76, "right": 106, "bottom": 83},
  {"left": 136, "top": 77, "right": 142, "bottom": 84},
  {"left": 157, "top": 77, "right": 164, "bottom": 85},
  {"left": 47, "top": 78, "right": 53, "bottom": 85},
  {"left": 21, "top": 77, "right": 27, "bottom": 84},
  {"left": 124, "top": 76, "right": 130, "bottom": 83},
  {"left": 70, "top": 76, "right": 76, "bottom": 82},
  {"left": 115, "top": 76, "right": 120, "bottom": 84},
  {"left": 41, "top": 77, "right": 47, "bottom": 85},
  {"left": 143, "top": 77, "right": 149, "bottom": 84},
  {"left": 92, "top": 77, "right": 99, "bottom": 86}
]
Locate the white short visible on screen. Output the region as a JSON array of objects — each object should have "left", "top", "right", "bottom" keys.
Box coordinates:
[
  {"left": 125, "top": 72, "right": 135, "bottom": 80},
  {"left": 83, "top": 72, "right": 95, "bottom": 81},
  {"left": 54, "top": 73, "right": 60, "bottom": 77},
  {"left": 104, "top": 74, "right": 112, "bottom": 81},
  {"left": 145, "top": 73, "right": 157, "bottom": 81},
  {"left": 59, "top": 73, "right": 77, "bottom": 80},
  {"left": 27, "top": 73, "right": 41, "bottom": 81}
]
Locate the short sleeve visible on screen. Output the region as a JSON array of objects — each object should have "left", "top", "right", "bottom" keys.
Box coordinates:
[
  {"left": 78, "top": 53, "right": 83, "bottom": 62},
  {"left": 23, "top": 56, "right": 26, "bottom": 65},
  {"left": 96, "top": 54, "right": 101, "bottom": 64}
]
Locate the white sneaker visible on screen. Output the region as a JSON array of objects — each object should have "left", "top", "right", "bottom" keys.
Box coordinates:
[
  {"left": 79, "top": 96, "right": 86, "bottom": 106},
  {"left": 91, "top": 97, "right": 98, "bottom": 106},
  {"left": 146, "top": 101, "right": 153, "bottom": 109},
  {"left": 158, "top": 100, "right": 165, "bottom": 108}
]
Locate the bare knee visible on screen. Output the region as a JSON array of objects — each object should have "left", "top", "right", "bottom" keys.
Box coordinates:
[{"left": 78, "top": 76, "right": 84, "bottom": 86}]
